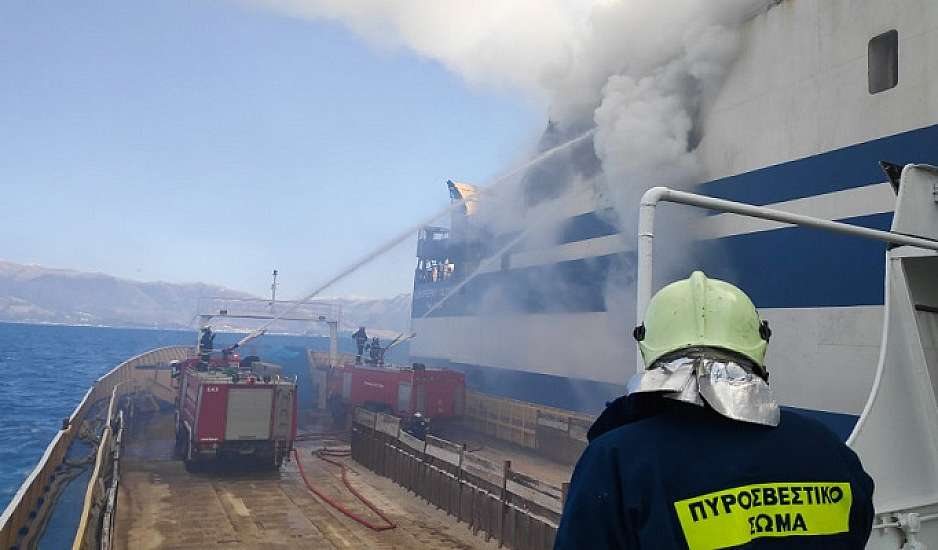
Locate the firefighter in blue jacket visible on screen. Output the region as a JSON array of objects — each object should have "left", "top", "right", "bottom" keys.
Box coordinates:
[{"left": 555, "top": 271, "right": 874, "bottom": 549}]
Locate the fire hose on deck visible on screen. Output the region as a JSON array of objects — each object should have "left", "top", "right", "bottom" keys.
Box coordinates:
[
  {"left": 294, "top": 430, "right": 349, "bottom": 442},
  {"left": 292, "top": 448, "right": 397, "bottom": 532}
]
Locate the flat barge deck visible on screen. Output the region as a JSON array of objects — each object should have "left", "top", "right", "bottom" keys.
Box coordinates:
[{"left": 115, "top": 406, "right": 498, "bottom": 550}]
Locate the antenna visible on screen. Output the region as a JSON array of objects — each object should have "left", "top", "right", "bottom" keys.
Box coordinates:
[{"left": 270, "top": 269, "right": 278, "bottom": 312}]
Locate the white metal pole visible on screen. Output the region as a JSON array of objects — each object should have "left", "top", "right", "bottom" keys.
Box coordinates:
[
  {"left": 636, "top": 186, "right": 938, "bottom": 373},
  {"left": 328, "top": 321, "right": 338, "bottom": 368},
  {"left": 270, "top": 269, "right": 278, "bottom": 312},
  {"left": 636, "top": 187, "right": 667, "bottom": 373}
]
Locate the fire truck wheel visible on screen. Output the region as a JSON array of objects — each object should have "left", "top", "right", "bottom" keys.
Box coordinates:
[
  {"left": 173, "top": 429, "right": 186, "bottom": 460},
  {"left": 183, "top": 441, "right": 201, "bottom": 473},
  {"left": 256, "top": 452, "right": 281, "bottom": 471}
]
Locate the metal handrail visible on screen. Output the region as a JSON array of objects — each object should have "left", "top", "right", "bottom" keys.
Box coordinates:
[
  {"left": 0, "top": 346, "right": 190, "bottom": 550},
  {"left": 636, "top": 186, "right": 938, "bottom": 373}
]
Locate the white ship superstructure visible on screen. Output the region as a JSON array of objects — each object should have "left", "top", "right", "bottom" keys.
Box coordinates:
[{"left": 411, "top": 0, "right": 938, "bottom": 438}]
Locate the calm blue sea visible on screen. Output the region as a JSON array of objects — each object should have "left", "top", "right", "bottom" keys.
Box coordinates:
[{"left": 0, "top": 322, "right": 409, "bottom": 516}]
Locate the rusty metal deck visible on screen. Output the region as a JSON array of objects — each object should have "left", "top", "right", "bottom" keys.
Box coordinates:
[{"left": 114, "top": 410, "right": 496, "bottom": 549}]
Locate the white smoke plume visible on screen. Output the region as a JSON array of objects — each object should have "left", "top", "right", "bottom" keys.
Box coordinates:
[
  {"left": 241, "top": 0, "right": 585, "bottom": 102},
  {"left": 245, "top": 0, "right": 775, "bottom": 216}
]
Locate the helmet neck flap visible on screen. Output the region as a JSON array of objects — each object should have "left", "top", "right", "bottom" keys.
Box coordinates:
[{"left": 626, "top": 347, "right": 780, "bottom": 427}]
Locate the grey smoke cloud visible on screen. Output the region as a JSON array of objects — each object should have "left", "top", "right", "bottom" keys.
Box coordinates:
[
  {"left": 594, "top": 21, "right": 744, "bottom": 224},
  {"left": 247, "top": 0, "right": 778, "bottom": 394}
]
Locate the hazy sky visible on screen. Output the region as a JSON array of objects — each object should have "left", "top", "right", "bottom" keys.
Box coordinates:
[{"left": 0, "top": 1, "right": 542, "bottom": 299}]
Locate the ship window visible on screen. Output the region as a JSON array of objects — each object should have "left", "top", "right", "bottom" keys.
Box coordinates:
[{"left": 868, "top": 30, "right": 898, "bottom": 94}]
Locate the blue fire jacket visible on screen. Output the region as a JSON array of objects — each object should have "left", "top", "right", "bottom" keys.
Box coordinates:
[{"left": 554, "top": 394, "right": 874, "bottom": 549}]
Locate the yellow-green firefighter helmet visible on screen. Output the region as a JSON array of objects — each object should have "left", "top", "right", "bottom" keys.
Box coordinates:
[{"left": 635, "top": 271, "right": 770, "bottom": 368}]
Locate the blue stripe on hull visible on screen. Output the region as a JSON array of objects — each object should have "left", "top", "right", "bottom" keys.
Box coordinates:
[
  {"left": 694, "top": 212, "right": 893, "bottom": 308},
  {"left": 557, "top": 209, "right": 618, "bottom": 244},
  {"left": 699, "top": 123, "right": 938, "bottom": 205}
]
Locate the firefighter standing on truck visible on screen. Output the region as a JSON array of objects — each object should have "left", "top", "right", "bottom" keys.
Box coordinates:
[
  {"left": 198, "top": 326, "right": 215, "bottom": 370},
  {"left": 353, "top": 326, "right": 368, "bottom": 364},
  {"left": 554, "top": 271, "right": 874, "bottom": 549}
]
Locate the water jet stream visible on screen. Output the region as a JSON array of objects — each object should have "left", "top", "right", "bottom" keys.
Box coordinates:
[{"left": 253, "top": 128, "right": 598, "bottom": 334}]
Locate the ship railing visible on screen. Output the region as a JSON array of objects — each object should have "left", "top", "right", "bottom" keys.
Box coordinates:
[
  {"left": 0, "top": 345, "right": 191, "bottom": 550},
  {"left": 98, "top": 409, "right": 123, "bottom": 550},
  {"left": 73, "top": 383, "right": 122, "bottom": 550},
  {"left": 72, "top": 345, "right": 190, "bottom": 550},
  {"left": 352, "top": 408, "right": 566, "bottom": 549}
]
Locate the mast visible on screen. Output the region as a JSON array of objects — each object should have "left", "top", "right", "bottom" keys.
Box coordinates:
[{"left": 270, "top": 269, "right": 278, "bottom": 312}]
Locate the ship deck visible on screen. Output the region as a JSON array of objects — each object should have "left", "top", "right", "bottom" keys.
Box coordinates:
[
  {"left": 114, "top": 409, "right": 499, "bottom": 549},
  {"left": 438, "top": 425, "right": 574, "bottom": 487}
]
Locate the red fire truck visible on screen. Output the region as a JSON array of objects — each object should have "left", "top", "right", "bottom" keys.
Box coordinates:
[
  {"left": 311, "top": 355, "right": 465, "bottom": 426},
  {"left": 173, "top": 350, "right": 298, "bottom": 470}
]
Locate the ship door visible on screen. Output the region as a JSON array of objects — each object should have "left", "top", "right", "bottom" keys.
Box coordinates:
[{"left": 397, "top": 382, "right": 412, "bottom": 413}]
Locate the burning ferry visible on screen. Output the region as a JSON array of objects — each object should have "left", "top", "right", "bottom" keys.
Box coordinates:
[
  {"left": 410, "top": 0, "right": 936, "bottom": 440},
  {"left": 5, "top": 1, "right": 938, "bottom": 548}
]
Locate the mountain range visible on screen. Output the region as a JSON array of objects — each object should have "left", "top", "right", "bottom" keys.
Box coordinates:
[{"left": 0, "top": 260, "right": 411, "bottom": 334}]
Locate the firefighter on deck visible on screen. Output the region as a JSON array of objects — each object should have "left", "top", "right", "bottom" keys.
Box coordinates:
[
  {"left": 554, "top": 271, "right": 874, "bottom": 549},
  {"left": 366, "top": 336, "right": 385, "bottom": 365},
  {"left": 353, "top": 326, "right": 368, "bottom": 364}
]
